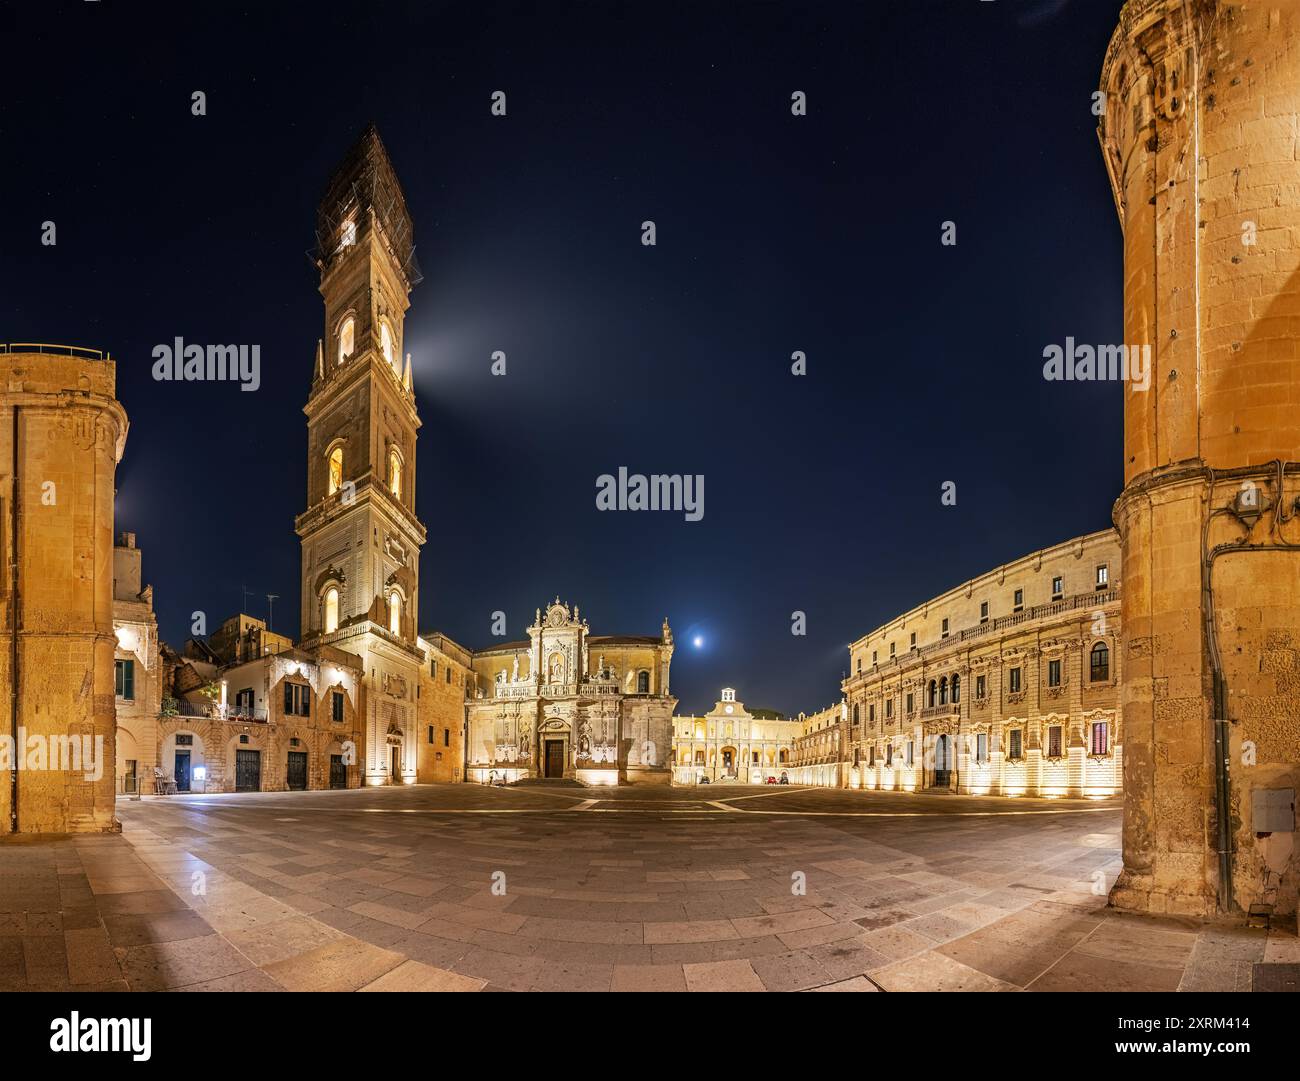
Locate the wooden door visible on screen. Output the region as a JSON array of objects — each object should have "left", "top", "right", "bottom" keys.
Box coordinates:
[
  {"left": 287, "top": 751, "right": 308, "bottom": 791},
  {"left": 545, "top": 740, "right": 565, "bottom": 778},
  {"left": 235, "top": 749, "right": 261, "bottom": 792},
  {"left": 329, "top": 754, "right": 347, "bottom": 789}
]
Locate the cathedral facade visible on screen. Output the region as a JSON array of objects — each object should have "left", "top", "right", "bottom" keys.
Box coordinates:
[{"left": 465, "top": 600, "right": 676, "bottom": 785}]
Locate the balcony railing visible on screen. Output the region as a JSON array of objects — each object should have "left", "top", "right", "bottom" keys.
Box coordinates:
[{"left": 165, "top": 699, "right": 269, "bottom": 723}]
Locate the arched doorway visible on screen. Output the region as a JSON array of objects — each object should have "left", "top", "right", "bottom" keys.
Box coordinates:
[
  {"left": 720, "top": 745, "right": 737, "bottom": 779},
  {"left": 934, "top": 734, "right": 952, "bottom": 788}
]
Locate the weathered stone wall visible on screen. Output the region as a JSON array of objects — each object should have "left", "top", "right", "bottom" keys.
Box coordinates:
[
  {"left": 416, "top": 640, "right": 470, "bottom": 783},
  {"left": 0, "top": 350, "right": 127, "bottom": 833},
  {"left": 1100, "top": 0, "right": 1300, "bottom": 916}
]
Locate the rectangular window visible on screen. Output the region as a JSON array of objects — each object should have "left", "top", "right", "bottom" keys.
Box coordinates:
[
  {"left": 1091, "top": 721, "right": 1109, "bottom": 756},
  {"left": 752, "top": 751, "right": 759, "bottom": 765},
  {"left": 444, "top": 728, "right": 450, "bottom": 748},
  {"left": 907, "top": 740, "right": 914, "bottom": 766},
  {"left": 235, "top": 687, "right": 254, "bottom": 712},
  {"left": 1009, "top": 729, "right": 1023, "bottom": 760},
  {"left": 430, "top": 659, "right": 438, "bottom": 679},
  {"left": 331, "top": 691, "right": 344, "bottom": 722},
  {"left": 427, "top": 725, "right": 435, "bottom": 744},
  {"left": 115, "top": 659, "right": 135, "bottom": 701},
  {"left": 905, "top": 693, "right": 914, "bottom": 714},
  {"left": 980, "top": 601, "right": 989, "bottom": 623},
  {"left": 175, "top": 734, "right": 193, "bottom": 746},
  {"left": 1009, "top": 667, "right": 1022, "bottom": 693},
  {"left": 886, "top": 699, "right": 893, "bottom": 719},
  {"left": 1048, "top": 725, "right": 1063, "bottom": 758},
  {"left": 1051, "top": 575, "right": 1063, "bottom": 599},
  {"left": 1047, "top": 659, "right": 1061, "bottom": 687},
  {"left": 976, "top": 733, "right": 987, "bottom": 763},
  {"left": 941, "top": 618, "right": 950, "bottom": 639},
  {"left": 871, "top": 650, "right": 877, "bottom": 665},
  {"left": 1013, "top": 588, "right": 1024, "bottom": 612},
  {"left": 909, "top": 632, "right": 916, "bottom": 650},
  {"left": 1096, "top": 564, "right": 1109, "bottom": 589},
  {"left": 868, "top": 704, "right": 875, "bottom": 723},
  {"left": 889, "top": 642, "right": 896, "bottom": 657},
  {"left": 975, "top": 674, "right": 986, "bottom": 700},
  {"left": 445, "top": 667, "right": 452, "bottom": 683},
  {"left": 868, "top": 746, "right": 876, "bottom": 767},
  {"left": 885, "top": 743, "right": 893, "bottom": 766},
  {"left": 284, "top": 683, "right": 311, "bottom": 717}
]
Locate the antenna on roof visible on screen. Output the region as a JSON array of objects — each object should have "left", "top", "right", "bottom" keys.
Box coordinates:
[{"left": 267, "top": 594, "right": 279, "bottom": 633}]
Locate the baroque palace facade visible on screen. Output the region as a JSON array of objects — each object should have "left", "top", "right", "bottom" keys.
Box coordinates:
[
  {"left": 670, "top": 688, "right": 800, "bottom": 784},
  {"left": 843, "top": 529, "right": 1122, "bottom": 798}
]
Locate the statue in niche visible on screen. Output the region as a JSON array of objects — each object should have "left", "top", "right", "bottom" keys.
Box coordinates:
[
  {"left": 550, "top": 654, "right": 564, "bottom": 684},
  {"left": 511, "top": 655, "right": 519, "bottom": 682},
  {"left": 577, "top": 719, "right": 592, "bottom": 759},
  {"left": 597, "top": 654, "right": 605, "bottom": 678}
]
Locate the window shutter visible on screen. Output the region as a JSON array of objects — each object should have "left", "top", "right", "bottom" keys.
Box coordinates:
[
  {"left": 302, "top": 689, "right": 309, "bottom": 717},
  {"left": 123, "top": 661, "right": 134, "bottom": 700},
  {"left": 284, "top": 682, "right": 293, "bottom": 714}
]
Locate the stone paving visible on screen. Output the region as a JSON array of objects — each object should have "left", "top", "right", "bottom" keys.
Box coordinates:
[{"left": 0, "top": 783, "right": 1294, "bottom": 991}]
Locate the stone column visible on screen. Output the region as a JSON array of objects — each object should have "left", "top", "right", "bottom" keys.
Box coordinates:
[
  {"left": 1100, "top": 0, "right": 1300, "bottom": 916},
  {"left": 0, "top": 348, "right": 128, "bottom": 833}
]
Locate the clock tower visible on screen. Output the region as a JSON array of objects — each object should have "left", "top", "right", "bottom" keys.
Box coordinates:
[{"left": 294, "top": 125, "right": 427, "bottom": 786}]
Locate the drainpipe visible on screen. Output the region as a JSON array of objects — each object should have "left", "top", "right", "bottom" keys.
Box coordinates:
[{"left": 9, "top": 405, "right": 19, "bottom": 833}]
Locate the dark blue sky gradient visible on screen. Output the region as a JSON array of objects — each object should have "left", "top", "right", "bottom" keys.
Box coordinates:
[{"left": 1, "top": 0, "right": 1124, "bottom": 716}]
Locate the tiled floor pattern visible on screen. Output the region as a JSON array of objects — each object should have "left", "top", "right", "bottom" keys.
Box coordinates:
[{"left": 0, "top": 784, "right": 1292, "bottom": 991}]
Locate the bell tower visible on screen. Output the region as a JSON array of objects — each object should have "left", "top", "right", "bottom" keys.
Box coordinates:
[{"left": 294, "top": 125, "right": 427, "bottom": 786}]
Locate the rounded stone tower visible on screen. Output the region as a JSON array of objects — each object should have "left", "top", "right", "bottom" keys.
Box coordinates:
[
  {"left": 1099, "top": 1, "right": 1300, "bottom": 917},
  {"left": 0, "top": 345, "right": 128, "bottom": 833}
]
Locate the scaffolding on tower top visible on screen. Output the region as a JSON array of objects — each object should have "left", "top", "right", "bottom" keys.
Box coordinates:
[{"left": 311, "top": 124, "right": 423, "bottom": 287}]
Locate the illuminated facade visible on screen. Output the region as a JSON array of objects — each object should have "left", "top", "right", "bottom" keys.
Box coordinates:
[
  {"left": 844, "top": 530, "right": 1123, "bottom": 798},
  {"left": 465, "top": 600, "right": 676, "bottom": 785},
  {"left": 671, "top": 688, "right": 800, "bottom": 785},
  {"left": 161, "top": 640, "right": 364, "bottom": 793},
  {"left": 112, "top": 533, "right": 161, "bottom": 796},
  {"left": 787, "top": 702, "right": 847, "bottom": 788}
]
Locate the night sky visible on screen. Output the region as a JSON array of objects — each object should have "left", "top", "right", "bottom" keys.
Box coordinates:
[{"left": 2, "top": 0, "right": 1124, "bottom": 717}]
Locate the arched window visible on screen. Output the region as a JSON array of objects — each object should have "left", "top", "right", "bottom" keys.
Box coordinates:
[
  {"left": 388, "top": 592, "right": 401, "bottom": 637},
  {"left": 637, "top": 670, "right": 650, "bottom": 694},
  {"left": 338, "top": 316, "right": 355, "bottom": 365},
  {"left": 852, "top": 704, "right": 859, "bottom": 725},
  {"left": 380, "top": 321, "right": 395, "bottom": 367},
  {"left": 1090, "top": 642, "right": 1110, "bottom": 682},
  {"left": 389, "top": 448, "right": 402, "bottom": 499},
  {"left": 327, "top": 446, "right": 344, "bottom": 496},
  {"left": 928, "top": 680, "right": 937, "bottom": 708},
  {"left": 952, "top": 674, "right": 960, "bottom": 704},
  {"left": 323, "top": 588, "right": 339, "bottom": 634},
  {"left": 939, "top": 677, "right": 948, "bottom": 706}
]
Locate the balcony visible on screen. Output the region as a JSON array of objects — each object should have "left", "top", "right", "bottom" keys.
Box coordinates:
[{"left": 165, "top": 698, "right": 269, "bottom": 723}]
